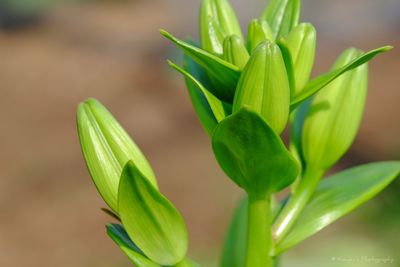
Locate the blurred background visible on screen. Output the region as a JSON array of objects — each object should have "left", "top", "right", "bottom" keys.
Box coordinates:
[{"left": 0, "top": 0, "right": 399, "bottom": 266}]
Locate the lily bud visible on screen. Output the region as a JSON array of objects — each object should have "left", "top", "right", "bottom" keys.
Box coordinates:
[
  {"left": 233, "top": 41, "right": 291, "bottom": 134},
  {"left": 77, "top": 98, "right": 157, "bottom": 213},
  {"left": 200, "top": 0, "right": 243, "bottom": 55},
  {"left": 223, "top": 35, "right": 250, "bottom": 70},
  {"left": 246, "top": 18, "right": 274, "bottom": 53},
  {"left": 302, "top": 48, "right": 368, "bottom": 170},
  {"left": 287, "top": 23, "right": 316, "bottom": 95}
]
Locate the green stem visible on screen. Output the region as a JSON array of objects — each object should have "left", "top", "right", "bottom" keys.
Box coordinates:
[
  {"left": 245, "top": 194, "right": 274, "bottom": 267},
  {"left": 272, "top": 166, "right": 324, "bottom": 244}
]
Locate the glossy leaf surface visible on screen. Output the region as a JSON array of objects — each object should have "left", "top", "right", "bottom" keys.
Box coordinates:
[
  {"left": 233, "top": 41, "right": 290, "bottom": 134},
  {"left": 262, "top": 0, "right": 301, "bottom": 39},
  {"left": 107, "top": 224, "right": 161, "bottom": 267},
  {"left": 291, "top": 45, "right": 392, "bottom": 109},
  {"left": 277, "top": 161, "right": 400, "bottom": 254},
  {"left": 212, "top": 108, "right": 299, "bottom": 196},
  {"left": 169, "top": 60, "right": 228, "bottom": 123},
  {"left": 118, "top": 161, "right": 188, "bottom": 266},
  {"left": 161, "top": 30, "right": 240, "bottom": 101},
  {"left": 77, "top": 98, "right": 157, "bottom": 212}
]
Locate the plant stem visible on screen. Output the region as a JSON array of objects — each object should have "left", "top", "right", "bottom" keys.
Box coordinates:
[
  {"left": 245, "top": 194, "right": 274, "bottom": 267},
  {"left": 272, "top": 166, "right": 324, "bottom": 244}
]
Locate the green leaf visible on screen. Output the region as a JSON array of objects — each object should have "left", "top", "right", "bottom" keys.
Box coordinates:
[
  {"left": 168, "top": 60, "right": 229, "bottom": 123},
  {"left": 291, "top": 45, "right": 392, "bottom": 109},
  {"left": 276, "top": 161, "right": 400, "bottom": 254},
  {"left": 223, "top": 34, "right": 250, "bottom": 70},
  {"left": 118, "top": 161, "right": 188, "bottom": 266},
  {"left": 302, "top": 48, "right": 368, "bottom": 170},
  {"left": 212, "top": 108, "right": 299, "bottom": 196},
  {"left": 262, "top": 0, "right": 301, "bottom": 40},
  {"left": 233, "top": 41, "right": 291, "bottom": 134},
  {"left": 286, "top": 23, "right": 316, "bottom": 95},
  {"left": 221, "top": 197, "right": 248, "bottom": 267},
  {"left": 161, "top": 30, "right": 240, "bottom": 102},
  {"left": 107, "top": 224, "right": 161, "bottom": 267},
  {"left": 76, "top": 98, "right": 157, "bottom": 213}
]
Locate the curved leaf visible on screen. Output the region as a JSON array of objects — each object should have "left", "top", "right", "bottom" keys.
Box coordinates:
[
  {"left": 276, "top": 161, "right": 400, "bottom": 255},
  {"left": 212, "top": 108, "right": 299, "bottom": 196},
  {"left": 161, "top": 29, "right": 240, "bottom": 102},
  {"left": 168, "top": 60, "right": 228, "bottom": 123},
  {"left": 77, "top": 98, "right": 157, "bottom": 212},
  {"left": 118, "top": 161, "right": 188, "bottom": 266},
  {"left": 291, "top": 45, "right": 392, "bottom": 109},
  {"left": 262, "top": 0, "right": 301, "bottom": 39},
  {"left": 107, "top": 224, "right": 161, "bottom": 267}
]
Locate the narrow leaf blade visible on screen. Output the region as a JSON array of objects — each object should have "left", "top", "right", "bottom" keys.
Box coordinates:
[
  {"left": 291, "top": 46, "right": 392, "bottom": 109},
  {"left": 276, "top": 161, "right": 400, "bottom": 254},
  {"left": 161, "top": 29, "right": 240, "bottom": 101}
]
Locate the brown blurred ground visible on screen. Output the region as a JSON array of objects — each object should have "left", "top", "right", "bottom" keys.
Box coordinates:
[{"left": 0, "top": 0, "right": 399, "bottom": 266}]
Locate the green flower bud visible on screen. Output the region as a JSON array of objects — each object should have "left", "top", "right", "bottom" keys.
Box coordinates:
[
  {"left": 200, "top": 0, "right": 243, "bottom": 55},
  {"left": 233, "top": 41, "right": 291, "bottom": 134},
  {"left": 302, "top": 48, "right": 368, "bottom": 170},
  {"left": 223, "top": 34, "right": 250, "bottom": 70},
  {"left": 246, "top": 18, "right": 274, "bottom": 53},
  {"left": 287, "top": 23, "right": 317, "bottom": 95},
  {"left": 77, "top": 98, "right": 157, "bottom": 212}
]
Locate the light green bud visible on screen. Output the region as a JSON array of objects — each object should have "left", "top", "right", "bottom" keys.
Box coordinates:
[
  {"left": 200, "top": 0, "right": 243, "bottom": 55},
  {"left": 302, "top": 48, "right": 368, "bottom": 170},
  {"left": 233, "top": 41, "right": 291, "bottom": 134},
  {"left": 76, "top": 98, "right": 157, "bottom": 213},
  {"left": 246, "top": 18, "right": 274, "bottom": 53},
  {"left": 223, "top": 34, "right": 250, "bottom": 70},
  {"left": 287, "top": 23, "right": 317, "bottom": 95}
]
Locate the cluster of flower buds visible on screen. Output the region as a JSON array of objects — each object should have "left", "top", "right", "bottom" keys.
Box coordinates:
[{"left": 163, "top": 0, "right": 391, "bottom": 195}]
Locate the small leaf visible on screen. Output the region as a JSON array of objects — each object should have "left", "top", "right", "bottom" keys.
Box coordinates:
[
  {"left": 276, "top": 161, "right": 400, "bottom": 254},
  {"left": 200, "top": 0, "right": 243, "bottom": 55},
  {"left": 77, "top": 98, "right": 157, "bottom": 213},
  {"left": 291, "top": 45, "right": 392, "bottom": 109},
  {"left": 107, "top": 224, "right": 161, "bottom": 267},
  {"left": 286, "top": 23, "right": 317, "bottom": 95},
  {"left": 169, "top": 60, "right": 229, "bottom": 123},
  {"left": 161, "top": 30, "right": 240, "bottom": 102},
  {"left": 118, "top": 161, "right": 188, "bottom": 266},
  {"left": 221, "top": 197, "right": 248, "bottom": 267},
  {"left": 212, "top": 108, "right": 299, "bottom": 196},
  {"left": 223, "top": 35, "right": 250, "bottom": 70},
  {"left": 233, "top": 41, "right": 291, "bottom": 134},
  {"left": 246, "top": 18, "right": 274, "bottom": 53},
  {"left": 262, "top": 0, "right": 301, "bottom": 39},
  {"left": 302, "top": 48, "right": 368, "bottom": 170}
]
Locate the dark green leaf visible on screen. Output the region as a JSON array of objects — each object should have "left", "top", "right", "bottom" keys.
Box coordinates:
[
  {"left": 118, "top": 161, "right": 188, "bottom": 266},
  {"left": 291, "top": 46, "right": 392, "bottom": 109},
  {"left": 107, "top": 224, "right": 160, "bottom": 267},
  {"left": 220, "top": 197, "right": 248, "bottom": 267},
  {"left": 161, "top": 29, "right": 240, "bottom": 102},
  {"left": 276, "top": 161, "right": 400, "bottom": 254},
  {"left": 212, "top": 108, "right": 299, "bottom": 195},
  {"left": 262, "top": 0, "right": 301, "bottom": 39},
  {"left": 168, "top": 60, "right": 228, "bottom": 123}
]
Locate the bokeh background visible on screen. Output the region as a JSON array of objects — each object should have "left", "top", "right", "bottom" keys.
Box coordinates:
[{"left": 0, "top": 0, "right": 399, "bottom": 266}]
